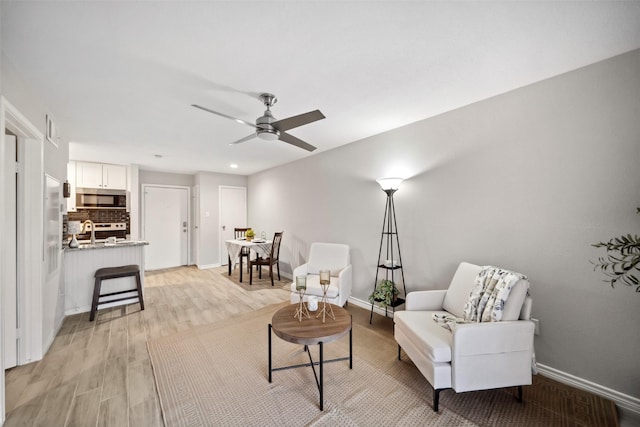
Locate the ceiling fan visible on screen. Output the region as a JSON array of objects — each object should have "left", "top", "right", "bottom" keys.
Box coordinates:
[{"left": 192, "top": 93, "right": 325, "bottom": 152}]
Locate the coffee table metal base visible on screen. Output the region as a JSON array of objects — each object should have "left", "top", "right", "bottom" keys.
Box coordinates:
[{"left": 268, "top": 324, "right": 353, "bottom": 411}]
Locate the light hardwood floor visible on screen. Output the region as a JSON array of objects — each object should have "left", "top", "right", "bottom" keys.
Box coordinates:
[{"left": 3, "top": 265, "right": 299, "bottom": 427}]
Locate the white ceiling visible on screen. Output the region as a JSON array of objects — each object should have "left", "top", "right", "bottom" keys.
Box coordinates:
[{"left": 2, "top": 1, "right": 640, "bottom": 175}]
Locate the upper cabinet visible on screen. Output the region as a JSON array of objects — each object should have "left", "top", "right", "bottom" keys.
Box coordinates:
[
  {"left": 75, "top": 161, "right": 127, "bottom": 190},
  {"left": 102, "top": 164, "right": 128, "bottom": 190}
]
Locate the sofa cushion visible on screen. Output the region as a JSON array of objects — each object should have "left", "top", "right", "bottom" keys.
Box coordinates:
[
  {"left": 442, "top": 263, "right": 529, "bottom": 321},
  {"left": 442, "top": 262, "right": 481, "bottom": 318},
  {"left": 307, "top": 243, "right": 350, "bottom": 277},
  {"left": 394, "top": 310, "right": 452, "bottom": 363},
  {"left": 290, "top": 274, "right": 339, "bottom": 299}
]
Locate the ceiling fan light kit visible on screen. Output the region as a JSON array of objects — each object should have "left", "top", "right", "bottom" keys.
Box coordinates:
[{"left": 192, "top": 92, "right": 324, "bottom": 151}]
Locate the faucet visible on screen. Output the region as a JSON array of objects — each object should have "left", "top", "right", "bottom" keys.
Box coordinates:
[{"left": 82, "top": 219, "right": 96, "bottom": 245}]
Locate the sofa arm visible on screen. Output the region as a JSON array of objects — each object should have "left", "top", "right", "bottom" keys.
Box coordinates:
[
  {"left": 292, "top": 263, "right": 308, "bottom": 278},
  {"left": 405, "top": 290, "right": 447, "bottom": 311},
  {"left": 452, "top": 320, "right": 535, "bottom": 356},
  {"left": 338, "top": 264, "right": 352, "bottom": 302}
]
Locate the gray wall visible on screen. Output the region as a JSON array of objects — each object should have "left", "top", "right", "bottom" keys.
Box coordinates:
[
  {"left": 139, "top": 170, "right": 195, "bottom": 187},
  {"left": 195, "top": 172, "right": 247, "bottom": 267},
  {"left": 249, "top": 49, "right": 640, "bottom": 397}
]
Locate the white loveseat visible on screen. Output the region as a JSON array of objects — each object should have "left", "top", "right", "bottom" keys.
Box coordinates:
[
  {"left": 290, "top": 242, "right": 352, "bottom": 307},
  {"left": 394, "top": 262, "right": 534, "bottom": 411}
]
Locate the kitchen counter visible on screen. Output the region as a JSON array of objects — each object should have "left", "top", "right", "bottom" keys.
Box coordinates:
[
  {"left": 65, "top": 240, "right": 148, "bottom": 251},
  {"left": 64, "top": 240, "right": 148, "bottom": 315}
]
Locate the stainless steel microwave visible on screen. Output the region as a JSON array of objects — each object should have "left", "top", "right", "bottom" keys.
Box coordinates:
[{"left": 76, "top": 188, "right": 127, "bottom": 209}]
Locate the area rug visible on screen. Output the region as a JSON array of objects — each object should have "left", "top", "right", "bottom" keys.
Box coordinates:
[
  {"left": 148, "top": 302, "right": 618, "bottom": 427},
  {"left": 222, "top": 267, "right": 290, "bottom": 292}
]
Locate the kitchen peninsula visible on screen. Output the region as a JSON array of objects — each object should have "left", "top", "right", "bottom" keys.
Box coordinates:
[{"left": 64, "top": 240, "right": 149, "bottom": 315}]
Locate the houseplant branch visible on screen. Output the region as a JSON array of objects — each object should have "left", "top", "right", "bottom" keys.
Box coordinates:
[{"left": 592, "top": 207, "right": 640, "bottom": 292}]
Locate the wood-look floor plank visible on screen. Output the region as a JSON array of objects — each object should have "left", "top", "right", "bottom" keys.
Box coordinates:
[
  {"left": 97, "top": 393, "right": 128, "bottom": 427},
  {"left": 32, "top": 382, "right": 77, "bottom": 427},
  {"left": 101, "top": 356, "right": 127, "bottom": 401},
  {"left": 75, "top": 352, "right": 106, "bottom": 395},
  {"left": 65, "top": 388, "right": 101, "bottom": 427},
  {"left": 128, "top": 359, "right": 157, "bottom": 408},
  {"left": 129, "top": 397, "right": 163, "bottom": 427}
]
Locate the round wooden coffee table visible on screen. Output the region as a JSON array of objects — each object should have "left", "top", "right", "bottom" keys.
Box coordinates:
[{"left": 268, "top": 303, "right": 352, "bottom": 410}]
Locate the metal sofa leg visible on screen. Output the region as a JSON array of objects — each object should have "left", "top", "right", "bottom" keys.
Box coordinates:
[
  {"left": 517, "top": 385, "right": 523, "bottom": 402},
  {"left": 398, "top": 345, "right": 402, "bottom": 360}
]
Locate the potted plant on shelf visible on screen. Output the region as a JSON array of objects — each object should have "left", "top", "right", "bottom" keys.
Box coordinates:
[
  {"left": 369, "top": 279, "right": 399, "bottom": 308},
  {"left": 245, "top": 229, "right": 255, "bottom": 241}
]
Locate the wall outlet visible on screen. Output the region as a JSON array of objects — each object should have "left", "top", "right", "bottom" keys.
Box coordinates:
[{"left": 531, "top": 318, "right": 540, "bottom": 335}]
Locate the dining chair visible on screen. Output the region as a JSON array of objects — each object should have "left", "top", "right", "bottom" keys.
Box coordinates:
[
  {"left": 249, "top": 231, "right": 283, "bottom": 286},
  {"left": 234, "top": 227, "right": 252, "bottom": 272}
]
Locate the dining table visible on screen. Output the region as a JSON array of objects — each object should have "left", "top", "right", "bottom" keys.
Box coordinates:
[{"left": 225, "top": 238, "right": 273, "bottom": 282}]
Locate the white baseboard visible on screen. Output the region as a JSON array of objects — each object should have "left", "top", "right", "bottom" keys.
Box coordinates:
[
  {"left": 348, "top": 296, "right": 403, "bottom": 319},
  {"left": 65, "top": 306, "right": 90, "bottom": 316},
  {"left": 42, "top": 313, "right": 66, "bottom": 355},
  {"left": 537, "top": 364, "right": 640, "bottom": 416},
  {"left": 197, "top": 263, "right": 220, "bottom": 269},
  {"left": 280, "top": 271, "right": 293, "bottom": 281}
]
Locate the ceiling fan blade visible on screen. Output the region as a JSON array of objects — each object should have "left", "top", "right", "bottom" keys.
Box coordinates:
[
  {"left": 271, "top": 110, "right": 325, "bottom": 132},
  {"left": 192, "top": 104, "right": 257, "bottom": 129},
  {"left": 278, "top": 132, "right": 317, "bottom": 152},
  {"left": 229, "top": 133, "right": 257, "bottom": 146}
]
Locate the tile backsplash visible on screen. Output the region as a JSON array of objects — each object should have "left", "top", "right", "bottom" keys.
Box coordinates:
[{"left": 68, "top": 209, "right": 129, "bottom": 224}]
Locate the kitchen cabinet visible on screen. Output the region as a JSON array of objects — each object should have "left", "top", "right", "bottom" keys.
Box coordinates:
[{"left": 76, "top": 161, "right": 127, "bottom": 190}]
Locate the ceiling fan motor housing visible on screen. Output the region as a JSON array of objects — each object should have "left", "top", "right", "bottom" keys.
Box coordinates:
[{"left": 256, "top": 108, "right": 280, "bottom": 140}]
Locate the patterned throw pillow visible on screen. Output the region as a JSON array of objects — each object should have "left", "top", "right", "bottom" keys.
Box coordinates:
[{"left": 463, "top": 266, "right": 527, "bottom": 322}]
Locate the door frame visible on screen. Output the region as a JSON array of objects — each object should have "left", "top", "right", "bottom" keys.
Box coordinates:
[
  {"left": 141, "top": 184, "right": 191, "bottom": 266},
  {"left": 1, "top": 97, "right": 45, "bottom": 421},
  {"left": 218, "top": 185, "right": 247, "bottom": 266}
]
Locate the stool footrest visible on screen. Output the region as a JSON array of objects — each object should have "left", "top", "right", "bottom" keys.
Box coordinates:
[
  {"left": 99, "top": 289, "right": 140, "bottom": 298},
  {"left": 97, "top": 295, "right": 140, "bottom": 306}
]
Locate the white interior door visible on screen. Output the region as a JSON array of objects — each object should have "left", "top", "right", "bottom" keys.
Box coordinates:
[
  {"left": 3, "top": 134, "right": 17, "bottom": 369},
  {"left": 143, "top": 186, "right": 189, "bottom": 270},
  {"left": 219, "top": 186, "right": 247, "bottom": 265}
]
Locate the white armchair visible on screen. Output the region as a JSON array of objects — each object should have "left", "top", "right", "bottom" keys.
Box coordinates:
[
  {"left": 290, "top": 243, "right": 352, "bottom": 307},
  {"left": 394, "top": 262, "right": 534, "bottom": 411}
]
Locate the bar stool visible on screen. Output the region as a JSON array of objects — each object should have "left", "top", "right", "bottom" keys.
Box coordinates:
[{"left": 90, "top": 264, "right": 144, "bottom": 321}]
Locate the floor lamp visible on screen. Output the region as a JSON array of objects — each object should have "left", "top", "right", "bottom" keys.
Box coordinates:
[{"left": 370, "top": 177, "right": 407, "bottom": 323}]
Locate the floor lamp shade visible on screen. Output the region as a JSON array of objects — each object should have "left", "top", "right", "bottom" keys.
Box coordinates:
[{"left": 376, "top": 177, "right": 403, "bottom": 192}]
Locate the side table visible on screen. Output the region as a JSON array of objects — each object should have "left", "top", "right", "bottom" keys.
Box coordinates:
[{"left": 268, "top": 303, "right": 352, "bottom": 410}]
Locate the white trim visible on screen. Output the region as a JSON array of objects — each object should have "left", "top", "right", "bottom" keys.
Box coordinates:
[
  {"left": 1, "top": 97, "right": 45, "bottom": 424},
  {"left": 197, "top": 263, "right": 220, "bottom": 270},
  {"left": 42, "top": 311, "right": 65, "bottom": 355},
  {"left": 537, "top": 364, "right": 640, "bottom": 416},
  {"left": 349, "top": 295, "right": 403, "bottom": 319}
]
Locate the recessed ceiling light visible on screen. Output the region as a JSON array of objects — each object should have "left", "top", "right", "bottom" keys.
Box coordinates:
[{"left": 230, "top": 163, "right": 238, "bottom": 169}]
